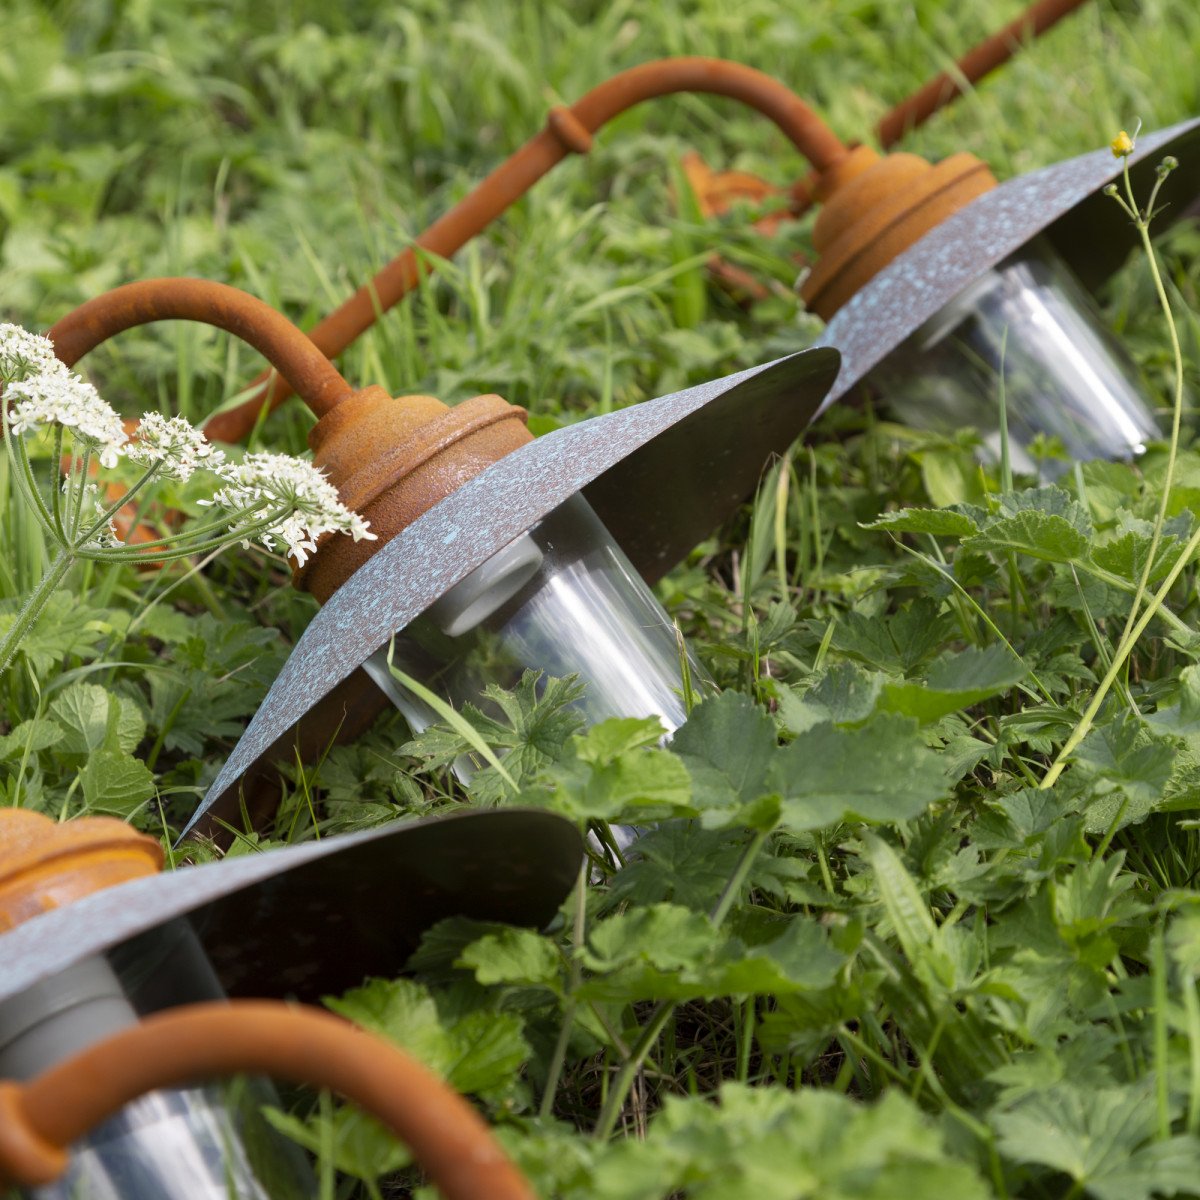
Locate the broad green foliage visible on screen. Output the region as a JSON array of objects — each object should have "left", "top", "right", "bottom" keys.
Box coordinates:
[{"left": 7, "top": 0, "right": 1200, "bottom": 1196}]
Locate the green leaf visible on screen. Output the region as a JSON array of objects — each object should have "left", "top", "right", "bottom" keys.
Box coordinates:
[
  {"left": 80, "top": 749, "right": 154, "bottom": 815},
  {"left": 1144, "top": 664, "right": 1200, "bottom": 736},
  {"left": 861, "top": 507, "right": 980, "bottom": 537},
  {"left": 769, "top": 714, "right": 948, "bottom": 830},
  {"left": 325, "top": 978, "right": 529, "bottom": 1103},
  {"left": 776, "top": 662, "right": 883, "bottom": 734},
  {"left": 878, "top": 644, "right": 1028, "bottom": 724},
  {"left": 993, "top": 1083, "right": 1200, "bottom": 1200},
  {"left": 0, "top": 717, "right": 63, "bottom": 761},
  {"left": 263, "top": 1104, "right": 411, "bottom": 1183},
  {"left": 823, "top": 600, "right": 956, "bottom": 675},
  {"left": 580, "top": 905, "right": 843, "bottom": 1002},
  {"left": 49, "top": 682, "right": 145, "bottom": 756},
  {"left": 591, "top": 1085, "right": 991, "bottom": 1199},
  {"left": 457, "top": 927, "right": 563, "bottom": 993},
  {"left": 1072, "top": 712, "right": 1177, "bottom": 833},
  {"left": 966, "top": 488, "right": 1092, "bottom": 563},
  {"left": 860, "top": 834, "right": 937, "bottom": 963},
  {"left": 673, "top": 692, "right": 778, "bottom": 823}
]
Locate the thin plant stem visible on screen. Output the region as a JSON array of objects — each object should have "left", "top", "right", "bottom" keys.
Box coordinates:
[
  {"left": 1110, "top": 154, "right": 1186, "bottom": 668},
  {"left": 591, "top": 828, "right": 770, "bottom": 1141},
  {"left": 49, "top": 425, "right": 65, "bottom": 541},
  {"left": 73, "top": 459, "right": 164, "bottom": 547},
  {"left": 1043, "top": 520, "right": 1200, "bottom": 787},
  {"left": 0, "top": 550, "right": 73, "bottom": 677},
  {"left": 539, "top": 864, "right": 588, "bottom": 1120},
  {"left": 67, "top": 445, "right": 91, "bottom": 540}
]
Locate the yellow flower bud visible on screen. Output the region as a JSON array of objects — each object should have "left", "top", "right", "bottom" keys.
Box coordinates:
[{"left": 1110, "top": 130, "right": 1134, "bottom": 158}]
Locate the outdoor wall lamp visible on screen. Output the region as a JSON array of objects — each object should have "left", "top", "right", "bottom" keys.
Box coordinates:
[
  {"left": 0, "top": 807, "right": 573, "bottom": 1197},
  {"left": 43, "top": 277, "right": 837, "bottom": 835}
]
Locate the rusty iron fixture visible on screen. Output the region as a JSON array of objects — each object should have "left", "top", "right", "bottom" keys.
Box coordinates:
[
  {"left": 49, "top": 277, "right": 356, "bottom": 418},
  {"left": 195, "top": 1, "right": 1094, "bottom": 446},
  {"left": 0, "top": 810, "right": 543, "bottom": 1199},
  {"left": 184, "top": 346, "right": 840, "bottom": 837},
  {"left": 0, "top": 1001, "right": 534, "bottom": 1199}
]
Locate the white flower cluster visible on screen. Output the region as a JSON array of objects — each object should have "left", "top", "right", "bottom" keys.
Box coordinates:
[
  {"left": 202, "top": 451, "right": 375, "bottom": 566},
  {"left": 5, "top": 373, "right": 129, "bottom": 468},
  {"left": 0, "top": 324, "right": 65, "bottom": 383},
  {"left": 128, "top": 411, "right": 224, "bottom": 481}
]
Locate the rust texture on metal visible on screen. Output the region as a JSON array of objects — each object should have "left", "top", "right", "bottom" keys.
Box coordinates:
[
  {"left": 800, "top": 149, "right": 999, "bottom": 319},
  {"left": 185, "top": 347, "right": 841, "bottom": 837},
  {"left": 0, "top": 809, "right": 582, "bottom": 1007},
  {"left": 816, "top": 119, "right": 1200, "bottom": 409},
  {"left": 0, "top": 1000, "right": 536, "bottom": 1199},
  {"left": 876, "top": 0, "right": 1093, "bottom": 148},
  {"left": 200, "top": 56, "right": 849, "bottom": 444},
  {"left": 0, "top": 810, "right": 162, "bottom": 934},
  {"left": 296, "top": 388, "right": 533, "bottom": 602},
  {"left": 49, "top": 278, "right": 355, "bottom": 419}
]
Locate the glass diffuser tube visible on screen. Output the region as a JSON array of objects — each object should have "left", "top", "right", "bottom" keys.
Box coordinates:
[
  {"left": 869, "top": 237, "right": 1160, "bottom": 474},
  {"left": 362, "top": 494, "right": 705, "bottom": 758},
  {"left": 1, "top": 940, "right": 314, "bottom": 1200}
]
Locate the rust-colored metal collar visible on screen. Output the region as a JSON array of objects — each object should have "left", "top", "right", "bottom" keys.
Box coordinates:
[
  {"left": 0, "top": 811, "right": 162, "bottom": 934},
  {"left": 0, "top": 1000, "right": 535, "bottom": 1199},
  {"left": 799, "top": 147, "right": 998, "bottom": 319},
  {"left": 295, "top": 388, "right": 533, "bottom": 602}
]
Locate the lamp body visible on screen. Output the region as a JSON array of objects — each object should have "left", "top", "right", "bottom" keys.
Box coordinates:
[
  {"left": 869, "top": 238, "right": 1158, "bottom": 471},
  {"left": 362, "top": 494, "right": 702, "bottom": 750},
  {"left": 1, "top": 932, "right": 313, "bottom": 1200}
]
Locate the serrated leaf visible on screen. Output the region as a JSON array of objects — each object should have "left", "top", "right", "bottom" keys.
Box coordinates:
[
  {"left": 1145, "top": 664, "right": 1200, "bottom": 736},
  {"left": 80, "top": 749, "right": 154, "bottom": 815},
  {"left": 325, "top": 978, "right": 528, "bottom": 1102},
  {"left": 263, "top": 1105, "right": 410, "bottom": 1183},
  {"left": 776, "top": 662, "right": 883, "bottom": 734},
  {"left": 825, "top": 601, "right": 956, "bottom": 675},
  {"left": 457, "top": 927, "right": 563, "bottom": 993},
  {"left": 0, "top": 718, "right": 63, "bottom": 761},
  {"left": 50, "top": 682, "right": 145, "bottom": 756},
  {"left": 862, "top": 507, "right": 980, "bottom": 537},
  {"left": 769, "top": 714, "right": 948, "bottom": 830},
  {"left": 966, "top": 510, "right": 1090, "bottom": 562},
  {"left": 993, "top": 1083, "right": 1200, "bottom": 1200},
  {"left": 591, "top": 1085, "right": 991, "bottom": 1200},
  {"left": 879, "top": 644, "right": 1028, "bottom": 724},
  {"left": 673, "top": 692, "right": 778, "bottom": 820},
  {"left": 1072, "top": 712, "right": 1176, "bottom": 833}
]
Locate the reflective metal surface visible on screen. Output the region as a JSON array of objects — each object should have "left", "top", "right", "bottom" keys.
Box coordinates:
[
  {"left": 872, "top": 239, "right": 1159, "bottom": 471},
  {"left": 26, "top": 1085, "right": 308, "bottom": 1200}
]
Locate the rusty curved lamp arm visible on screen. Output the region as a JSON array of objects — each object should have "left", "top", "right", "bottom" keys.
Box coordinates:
[
  {"left": 200, "top": 56, "right": 848, "bottom": 443},
  {"left": 49, "top": 278, "right": 356, "bottom": 419},
  {"left": 0, "top": 1000, "right": 535, "bottom": 1200},
  {"left": 201, "top": 0, "right": 1091, "bottom": 446}
]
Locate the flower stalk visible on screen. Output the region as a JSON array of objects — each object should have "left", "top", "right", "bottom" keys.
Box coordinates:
[{"left": 0, "top": 323, "right": 375, "bottom": 680}]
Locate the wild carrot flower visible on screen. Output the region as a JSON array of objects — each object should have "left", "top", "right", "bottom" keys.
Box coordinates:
[
  {"left": 0, "top": 324, "right": 66, "bottom": 384},
  {"left": 5, "top": 372, "right": 128, "bottom": 468},
  {"left": 202, "top": 451, "right": 376, "bottom": 566},
  {"left": 127, "top": 411, "right": 223, "bottom": 480}
]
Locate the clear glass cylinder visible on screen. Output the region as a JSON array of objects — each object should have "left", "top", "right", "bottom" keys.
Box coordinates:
[
  {"left": 869, "top": 237, "right": 1160, "bottom": 474},
  {"left": 362, "top": 493, "right": 704, "bottom": 754},
  {"left": 27, "top": 1084, "right": 301, "bottom": 1200},
  {"left": 2, "top": 951, "right": 314, "bottom": 1200}
]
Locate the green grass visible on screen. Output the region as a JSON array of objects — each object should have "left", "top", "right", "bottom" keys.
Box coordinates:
[{"left": 6, "top": 0, "right": 1200, "bottom": 1196}]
